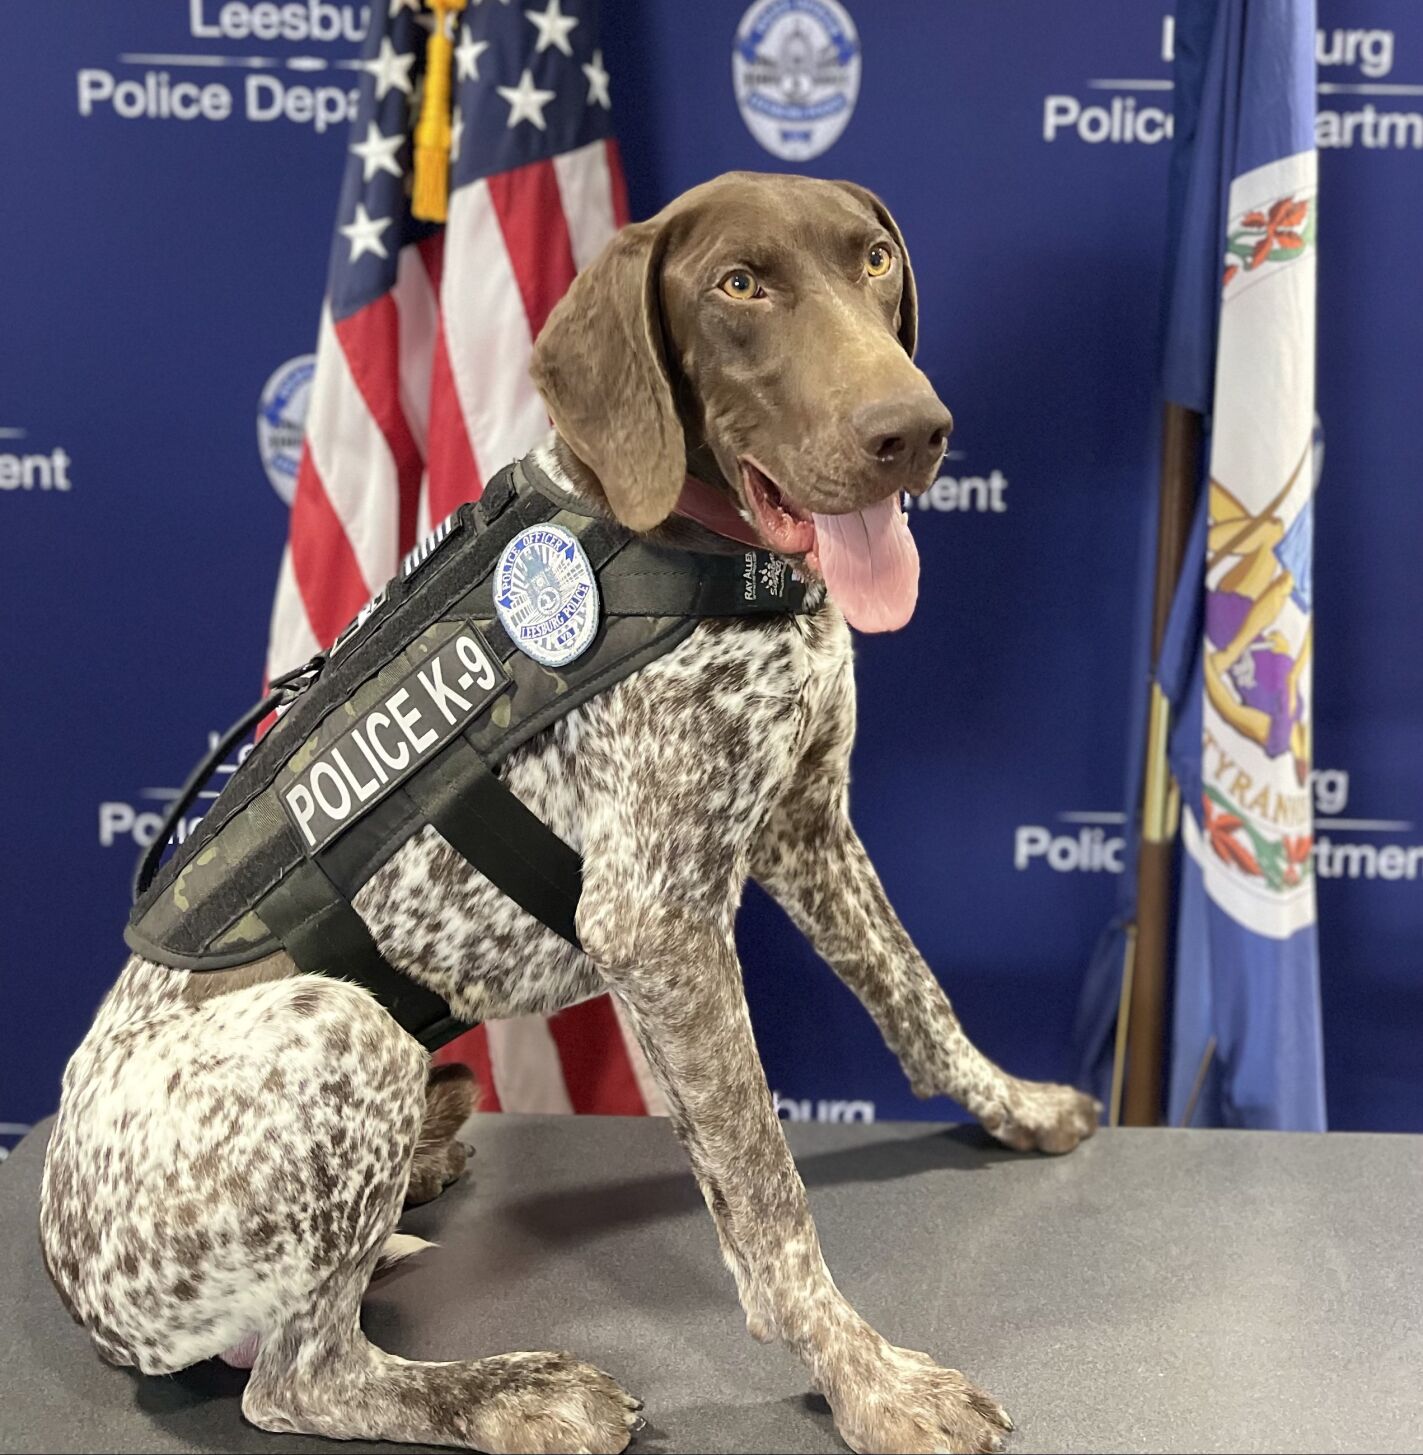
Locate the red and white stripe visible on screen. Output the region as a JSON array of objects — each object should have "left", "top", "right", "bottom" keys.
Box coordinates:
[{"left": 266, "top": 138, "right": 663, "bottom": 1117}]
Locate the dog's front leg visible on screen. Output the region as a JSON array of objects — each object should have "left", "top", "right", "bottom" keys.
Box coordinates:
[
  {"left": 579, "top": 890, "right": 1012, "bottom": 1454},
  {"left": 754, "top": 792, "right": 1100, "bottom": 1154}
]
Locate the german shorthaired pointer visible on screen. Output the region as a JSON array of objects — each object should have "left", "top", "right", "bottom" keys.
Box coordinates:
[{"left": 41, "top": 172, "right": 1098, "bottom": 1454}]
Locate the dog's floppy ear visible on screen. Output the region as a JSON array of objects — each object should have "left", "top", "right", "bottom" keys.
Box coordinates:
[
  {"left": 530, "top": 220, "right": 683, "bottom": 532},
  {"left": 835, "top": 181, "right": 918, "bottom": 358}
]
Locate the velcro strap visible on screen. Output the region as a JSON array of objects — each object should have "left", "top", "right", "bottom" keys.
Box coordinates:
[{"left": 256, "top": 859, "right": 470, "bottom": 1050}]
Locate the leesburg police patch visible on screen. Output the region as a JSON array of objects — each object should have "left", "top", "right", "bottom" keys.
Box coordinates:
[{"left": 494, "top": 523, "right": 601, "bottom": 667}]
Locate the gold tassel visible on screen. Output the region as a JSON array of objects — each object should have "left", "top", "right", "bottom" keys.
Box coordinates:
[{"left": 411, "top": 0, "right": 467, "bottom": 223}]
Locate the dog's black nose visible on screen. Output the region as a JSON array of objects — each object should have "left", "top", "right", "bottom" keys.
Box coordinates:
[{"left": 854, "top": 396, "right": 954, "bottom": 469}]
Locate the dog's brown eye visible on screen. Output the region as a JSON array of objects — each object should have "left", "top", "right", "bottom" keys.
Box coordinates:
[
  {"left": 866, "top": 243, "right": 894, "bottom": 277},
  {"left": 720, "top": 269, "right": 759, "bottom": 299}
]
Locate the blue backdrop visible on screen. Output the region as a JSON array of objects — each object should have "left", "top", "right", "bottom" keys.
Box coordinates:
[{"left": 3, "top": 0, "right": 1420, "bottom": 1143}]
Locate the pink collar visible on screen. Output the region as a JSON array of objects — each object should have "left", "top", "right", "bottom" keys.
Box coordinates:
[{"left": 674, "top": 474, "right": 764, "bottom": 549}]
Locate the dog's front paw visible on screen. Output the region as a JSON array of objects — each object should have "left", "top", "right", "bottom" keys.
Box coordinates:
[
  {"left": 829, "top": 1343, "right": 1012, "bottom": 1454},
  {"left": 979, "top": 1078, "right": 1100, "bottom": 1155},
  {"left": 469, "top": 1354, "right": 642, "bottom": 1455}
]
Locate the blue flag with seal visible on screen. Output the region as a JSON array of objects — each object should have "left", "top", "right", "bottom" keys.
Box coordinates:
[
  {"left": 1076, "top": 0, "right": 1325, "bottom": 1128},
  {"left": 1168, "top": 0, "right": 1324, "bottom": 1129}
]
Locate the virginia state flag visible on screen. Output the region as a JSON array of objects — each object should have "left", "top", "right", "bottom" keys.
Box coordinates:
[{"left": 1163, "top": 0, "right": 1325, "bottom": 1128}]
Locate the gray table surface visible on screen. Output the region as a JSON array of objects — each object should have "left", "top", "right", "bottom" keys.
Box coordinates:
[{"left": 3, "top": 1113, "right": 1421, "bottom": 1454}]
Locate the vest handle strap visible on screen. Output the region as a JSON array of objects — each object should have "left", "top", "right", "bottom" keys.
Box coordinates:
[{"left": 130, "top": 655, "right": 326, "bottom": 905}]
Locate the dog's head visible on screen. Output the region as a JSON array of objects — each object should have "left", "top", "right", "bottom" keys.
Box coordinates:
[{"left": 530, "top": 171, "right": 951, "bottom": 631}]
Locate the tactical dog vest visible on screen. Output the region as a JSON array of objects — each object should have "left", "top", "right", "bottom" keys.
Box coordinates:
[{"left": 127, "top": 456, "right": 818, "bottom": 1050}]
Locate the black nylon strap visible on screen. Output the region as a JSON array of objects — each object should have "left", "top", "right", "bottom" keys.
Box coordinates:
[
  {"left": 256, "top": 859, "right": 470, "bottom": 1049},
  {"left": 517, "top": 458, "right": 818, "bottom": 617},
  {"left": 572, "top": 519, "right": 629, "bottom": 569},
  {"left": 313, "top": 736, "right": 583, "bottom": 948},
  {"left": 599, "top": 545, "right": 817, "bottom": 618},
  {"left": 404, "top": 740, "right": 583, "bottom": 948},
  {"left": 690, "top": 561, "right": 814, "bottom": 615},
  {"left": 317, "top": 783, "right": 428, "bottom": 895}
]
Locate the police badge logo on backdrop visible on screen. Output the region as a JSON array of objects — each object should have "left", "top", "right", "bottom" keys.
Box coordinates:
[
  {"left": 733, "top": 0, "right": 860, "bottom": 161},
  {"left": 257, "top": 354, "right": 316, "bottom": 507}
]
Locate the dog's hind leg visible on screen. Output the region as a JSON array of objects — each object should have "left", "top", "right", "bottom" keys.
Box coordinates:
[
  {"left": 43, "top": 969, "right": 440, "bottom": 1375},
  {"left": 220, "top": 1012, "right": 639, "bottom": 1454},
  {"left": 45, "top": 965, "right": 637, "bottom": 1452}
]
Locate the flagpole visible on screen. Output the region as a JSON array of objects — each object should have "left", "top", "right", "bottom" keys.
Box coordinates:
[{"left": 1117, "top": 400, "right": 1202, "bottom": 1127}]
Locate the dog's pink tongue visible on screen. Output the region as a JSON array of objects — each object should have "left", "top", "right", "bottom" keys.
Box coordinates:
[{"left": 811, "top": 496, "right": 920, "bottom": 632}]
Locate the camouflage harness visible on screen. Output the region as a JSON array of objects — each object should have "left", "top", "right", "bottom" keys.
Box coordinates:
[{"left": 127, "top": 456, "right": 819, "bottom": 1050}]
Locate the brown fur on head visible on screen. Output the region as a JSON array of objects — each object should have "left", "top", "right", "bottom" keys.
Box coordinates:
[{"left": 529, "top": 171, "right": 951, "bottom": 541}]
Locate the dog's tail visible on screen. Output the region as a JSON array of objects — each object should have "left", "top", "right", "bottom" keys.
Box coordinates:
[
  {"left": 374, "top": 1232, "right": 437, "bottom": 1272},
  {"left": 369, "top": 1065, "right": 475, "bottom": 1279}
]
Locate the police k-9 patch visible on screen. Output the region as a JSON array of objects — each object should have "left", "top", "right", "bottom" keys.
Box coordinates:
[
  {"left": 494, "top": 524, "right": 600, "bottom": 667},
  {"left": 281, "top": 625, "right": 509, "bottom": 852}
]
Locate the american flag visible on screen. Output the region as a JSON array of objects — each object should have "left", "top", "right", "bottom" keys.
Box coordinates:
[{"left": 265, "top": 0, "right": 665, "bottom": 1116}]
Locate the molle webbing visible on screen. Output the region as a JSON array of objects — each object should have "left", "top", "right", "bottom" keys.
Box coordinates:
[{"left": 126, "top": 458, "right": 818, "bottom": 1049}]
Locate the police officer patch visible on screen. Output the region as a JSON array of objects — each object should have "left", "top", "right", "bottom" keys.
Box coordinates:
[{"left": 494, "top": 524, "right": 601, "bottom": 667}]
